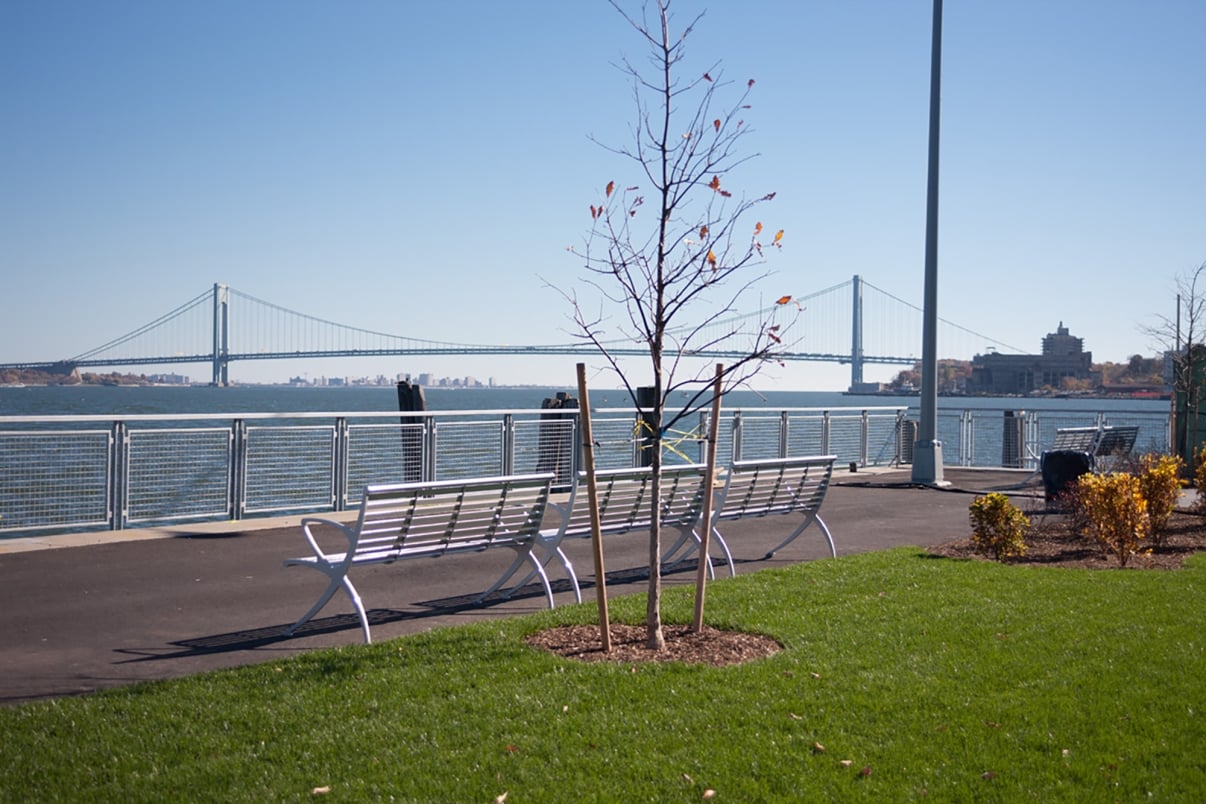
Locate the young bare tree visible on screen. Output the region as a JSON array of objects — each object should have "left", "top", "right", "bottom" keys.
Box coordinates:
[
  {"left": 1144, "top": 260, "right": 1206, "bottom": 466},
  {"left": 564, "top": 0, "right": 796, "bottom": 649}
]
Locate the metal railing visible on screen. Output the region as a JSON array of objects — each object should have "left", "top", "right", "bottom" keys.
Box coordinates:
[
  {"left": 1, "top": 404, "right": 1173, "bottom": 537},
  {"left": 933, "top": 408, "right": 1172, "bottom": 469},
  {"left": 0, "top": 405, "right": 907, "bottom": 536}
]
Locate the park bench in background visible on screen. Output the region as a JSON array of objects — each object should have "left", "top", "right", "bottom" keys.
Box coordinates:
[
  {"left": 664, "top": 455, "right": 838, "bottom": 567},
  {"left": 1041, "top": 424, "right": 1140, "bottom": 500},
  {"left": 536, "top": 463, "right": 714, "bottom": 603},
  {"left": 284, "top": 473, "right": 555, "bottom": 644}
]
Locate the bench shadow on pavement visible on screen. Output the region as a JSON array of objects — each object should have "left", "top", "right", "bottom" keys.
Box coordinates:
[{"left": 111, "top": 559, "right": 741, "bottom": 664}]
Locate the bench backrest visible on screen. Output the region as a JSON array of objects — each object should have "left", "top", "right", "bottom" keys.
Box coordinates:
[
  {"left": 551, "top": 463, "right": 710, "bottom": 540},
  {"left": 1052, "top": 425, "right": 1139, "bottom": 456},
  {"left": 352, "top": 473, "right": 555, "bottom": 559},
  {"left": 714, "top": 455, "right": 836, "bottom": 522}
]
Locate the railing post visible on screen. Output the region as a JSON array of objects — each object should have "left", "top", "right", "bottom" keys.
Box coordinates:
[
  {"left": 423, "top": 417, "right": 437, "bottom": 482},
  {"left": 859, "top": 409, "right": 870, "bottom": 466},
  {"left": 731, "top": 410, "right": 743, "bottom": 463},
  {"left": 231, "top": 419, "right": 247, "bottom": 520},
  {"left": 780, "top": 411, "right": 790, "bottom": 459},
  {"left": 334, "top": 417, "right": 349, "bottom": 511},
  {"left": 894, "top": 409, "right": 907, "bottom": 464},
  {"left": 502, "top": 413, "right": 515, "bottom": 476},
  {"left": 963, "top": 410, "right": 974, "bottom": 467},
  {"left": 821, "top": 410, "right": 831, "bottom": 455},
  {"left": 109, "top": 421, "right": 127, "bottom": 531}
]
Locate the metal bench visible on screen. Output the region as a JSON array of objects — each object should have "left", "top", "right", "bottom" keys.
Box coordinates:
[
  {"left": 665, "top": 455, "right": 838, "bottom": 566},
  {"left": 538, "top": 463, "right": 715, "bottom": 603},
  {"left": 283, "top": 473, "right": 555, "bottom": 643},
  {"left": 1050, "top": 425, "right": 1139, "bottom": 459}
]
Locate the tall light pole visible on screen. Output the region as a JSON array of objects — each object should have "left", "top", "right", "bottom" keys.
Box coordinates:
[{"left": 912, "top": 0, "right": 946, "bottom": 485}]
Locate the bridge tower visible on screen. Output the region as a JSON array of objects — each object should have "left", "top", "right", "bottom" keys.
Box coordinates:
[
  {"left": 850, "top": 274, "right": 864, "bottom": 389},
  {"left": 212, "top": 283, "right": 229, "bottom": 386}
]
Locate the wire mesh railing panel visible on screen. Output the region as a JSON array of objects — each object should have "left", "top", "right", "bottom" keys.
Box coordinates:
[
  {"left": 936, "top": 412, "right": 968, "bottom": 466},
  {"left": 589, "top": 416, "right": 641, "bottom": 470},
  {"left": 126, "top": 428, "right": 232, "bottom": 523},
  {"left": 0, "top": 430, "right": 111, "bottom": 532},
  {"left": 866, "top": 413, "right": 902, "bottom": 466},
  {"left": 785, "top": 414, "right": 826, "bottom": 458},
  {"left": 432, "top": 421, "right": 504, "bottom": 480},
  {"left": 346, "top": 423, "right": 415, "bottom": 501},
  {"left": 736, "top": 414, "right": 784, "bottom": 460},
  {"left": 244, "top": 425, "right": 335, "bottom": 513},
  {"left": 825, "top": 414, "right": 867, "bottom": 465},
  {"left": 517, "top": 418, "right": 577, "bottom": 486},
  {"left": 662, "top": 414, "right": 706, "bottom": 465}
]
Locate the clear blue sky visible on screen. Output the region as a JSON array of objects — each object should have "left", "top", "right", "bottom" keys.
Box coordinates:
[{"left": 2, "top": 0, "right": 1203, "bottom": 390}]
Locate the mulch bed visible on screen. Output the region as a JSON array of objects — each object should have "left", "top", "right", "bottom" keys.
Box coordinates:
[{"left": 926, "top": 507, "right": 1206, "bottom": 570}]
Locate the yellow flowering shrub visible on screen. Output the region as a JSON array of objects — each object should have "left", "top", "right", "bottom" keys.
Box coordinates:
[
  {"left": 1195, "top": 445, "right": 1206, "bottom": 515},
  {"left": 1136, "top": 453, "right": 1183, "bottom": 547},
  {"left": 1071, "top": 472, "right": 1149, "bottom": 567},
  {"left": 968, "top": 492, "right": 1029, "bottom": 561}
]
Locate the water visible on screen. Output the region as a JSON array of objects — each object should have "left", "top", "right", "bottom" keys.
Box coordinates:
[{"left": 0, "top": 383, "right": 1170, "bottom": 419}]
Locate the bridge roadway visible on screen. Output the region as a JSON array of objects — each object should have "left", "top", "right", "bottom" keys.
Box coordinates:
[{"left": 0, "top": 467, "right": 1040, "bottom": 705}]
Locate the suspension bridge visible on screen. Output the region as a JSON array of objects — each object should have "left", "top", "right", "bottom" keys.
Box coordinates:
[{"left": 1, "top": 277, "right": 1022, "bottom": 388}]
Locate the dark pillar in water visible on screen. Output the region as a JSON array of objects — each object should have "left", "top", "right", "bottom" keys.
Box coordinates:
[
  {"left": 636, "top": 386, "right": 657, "bottom": 467},
  {"left": 397, "top": 379, "right": 427, "bottom": 483},
  {"left": 535, "top": 391, "right": 578, "bottom": 488},
  {"left": 1002, "top": 410, "right": 1025, "bottom": 468}
]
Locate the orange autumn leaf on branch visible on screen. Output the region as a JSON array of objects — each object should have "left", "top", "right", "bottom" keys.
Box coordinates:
[
  {"left": 754, "top": 222, "right": 763, "bottom": 236},
  {"left": 708, "top": 175, "right": 721, "bottom": 191},
  {"left": 605, "top": 181, "right": 615, "bottom": 197},
  {"left": 775, "top": 295, "right": 793, "bottom": 305},
  {"left": 699, "top": 225, "right": 708, "bottom": 239},
  {"left": 706, "top": 250, "right": 717, "bottom": 269},
  {"left": 773, "top": 229, "right": 784, "bottom": 247},
  {"left": 713, "top": 119, "right": 721, "bottom": 133}
]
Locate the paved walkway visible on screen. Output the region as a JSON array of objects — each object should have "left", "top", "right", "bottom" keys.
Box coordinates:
[{"left": 0, "top": 467, "right": 1042, "bottom": 705}]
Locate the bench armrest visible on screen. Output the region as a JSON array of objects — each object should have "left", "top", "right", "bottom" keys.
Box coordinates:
[{"left": 297, "top": 516, "right": 358, "bottom": 563}]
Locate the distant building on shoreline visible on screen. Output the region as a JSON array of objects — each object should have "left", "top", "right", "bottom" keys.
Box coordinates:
[{"left": 965, "top": 322, "right": 1094, "bottom": 395}]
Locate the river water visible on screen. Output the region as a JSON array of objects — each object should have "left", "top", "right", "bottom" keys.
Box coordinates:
[{"left": 0, "top": 383, "right": 1172, "bottom": 420}]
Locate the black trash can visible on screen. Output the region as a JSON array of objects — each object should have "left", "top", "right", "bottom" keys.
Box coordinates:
[{"left": 1041, "top": 450, "right": 1093, "bottom": 501}]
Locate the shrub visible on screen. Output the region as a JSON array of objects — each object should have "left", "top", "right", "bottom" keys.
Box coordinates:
[
  {"left": 1196, "top": 445, "right": 1206, "bottom": 514},
  {"left": 1136, "top": 453, "right": 1183, "bottom": 547},
  {"left": 1070, "top": 472, "right": 1149, "bottom": 567},
  {"left": 968, "top": 492, "right": 1029, "bottom": 561}
]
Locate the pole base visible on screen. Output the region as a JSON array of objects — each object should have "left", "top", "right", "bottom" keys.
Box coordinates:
[{"left": 910, "top": 440, "right": 949, "bottom": 486}]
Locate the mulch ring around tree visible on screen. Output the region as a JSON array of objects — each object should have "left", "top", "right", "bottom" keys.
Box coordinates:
[{"left": 525, "top": 624, "right": 782, "bottom": 667}]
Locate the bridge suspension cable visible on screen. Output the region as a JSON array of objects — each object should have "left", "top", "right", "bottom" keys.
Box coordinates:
[{"left": 4, "top": 277, "right": 1021, "bottom": 386}]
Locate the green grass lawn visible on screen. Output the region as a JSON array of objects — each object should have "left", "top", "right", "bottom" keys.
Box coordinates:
[{"left": 3, "top": 548, "right": 1204, "bottom": 802}]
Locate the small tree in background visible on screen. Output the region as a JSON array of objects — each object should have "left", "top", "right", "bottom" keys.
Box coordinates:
[
  {"left": 1143, "top": 261, "right": 1206, "bottom": 469},
  {"left": 563, "top": 0, "right": 796, "bottom": 649}
]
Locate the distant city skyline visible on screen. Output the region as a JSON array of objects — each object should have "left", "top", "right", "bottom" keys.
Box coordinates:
[{"left": 2, "top": 1, "right": 1202, "bottom": 391}]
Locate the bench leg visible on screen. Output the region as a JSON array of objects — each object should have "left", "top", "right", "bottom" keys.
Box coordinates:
[
  {"left": 492, "top": 540, "right": 581, "bottom": 602},
  {"left": 476, "top": 550, "right": 536, "bottom": 604},
  {"left": 475, "top": 544, "right": 564, "bottom": 607},
  {"left": 285, "top": 571, "right": 372, "bottom": 644},
  {"left": 764, "top": 513, "right": 836, "bottom": 560},
  {"left": 660, "top": 527, "right": 733, "bottom": 578}
]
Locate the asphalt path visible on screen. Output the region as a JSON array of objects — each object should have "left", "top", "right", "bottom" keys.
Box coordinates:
[{"left": 0, "top": 468, "right": 1040, "bottom": 706}]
